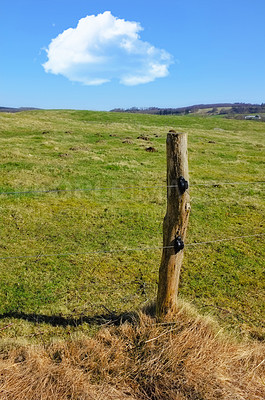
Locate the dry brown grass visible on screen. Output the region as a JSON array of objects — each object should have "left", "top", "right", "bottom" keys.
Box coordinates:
[{"left": 0, "top": 303, "right": 264, "bottom": 400}]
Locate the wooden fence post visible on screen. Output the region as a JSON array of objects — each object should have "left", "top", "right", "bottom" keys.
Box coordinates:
[{"left": 156, "top": 132, "right": 190, "bottom": 319}]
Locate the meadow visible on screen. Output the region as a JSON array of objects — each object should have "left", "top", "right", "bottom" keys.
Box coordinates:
[{"left": 0, "top": 110, "right": 264, "bottom": 343}]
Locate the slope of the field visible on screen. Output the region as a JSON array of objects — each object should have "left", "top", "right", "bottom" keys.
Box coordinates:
[{"left": 0, "top": 110, "right": 264, "bottom": 342}]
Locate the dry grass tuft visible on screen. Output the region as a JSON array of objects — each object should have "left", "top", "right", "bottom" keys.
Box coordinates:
[{"left": 0, "top": 303, "right": 264, "bottom": 400}]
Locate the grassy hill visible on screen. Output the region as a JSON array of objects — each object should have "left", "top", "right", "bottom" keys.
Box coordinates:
[{"left": 0, "top": 109, "right": 264, "bottom": 344}]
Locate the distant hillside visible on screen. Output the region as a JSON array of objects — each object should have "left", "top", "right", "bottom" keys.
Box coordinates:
[
  {"left": 111, "top": 103, "right": 265, "bottom": 118},
  {"left": 0, "top": 106, "right": 40, "bottom": 113}
]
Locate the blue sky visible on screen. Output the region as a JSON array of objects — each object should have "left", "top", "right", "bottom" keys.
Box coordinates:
[{"left": 1, "top": 0, "right": 264, "bottom": 110}]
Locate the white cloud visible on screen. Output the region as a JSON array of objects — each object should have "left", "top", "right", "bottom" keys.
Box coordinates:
[{"left": 43, "top": 11, "right": 173, "bottom": 86}]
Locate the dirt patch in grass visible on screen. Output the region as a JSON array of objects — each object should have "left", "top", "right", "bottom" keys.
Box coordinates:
[
  {"left": 137, "top": 135, "right": 149, "bottom": 141},
  {"left": 145, "top": 146, "right": 157, "bottom": 152}
]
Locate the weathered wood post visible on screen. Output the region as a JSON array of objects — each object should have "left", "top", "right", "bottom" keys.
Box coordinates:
[{"left": 156, "top": 132, "right": 190, "bottom": 319}]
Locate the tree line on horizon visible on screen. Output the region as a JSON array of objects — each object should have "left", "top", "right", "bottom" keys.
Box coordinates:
[{"left": 110, "top": 102, "right": 265, "bottom": 116}]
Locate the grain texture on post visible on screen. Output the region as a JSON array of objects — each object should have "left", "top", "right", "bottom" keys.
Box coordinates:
[{"left": 156, "top": 132, "right": 190, "bottom": 319}]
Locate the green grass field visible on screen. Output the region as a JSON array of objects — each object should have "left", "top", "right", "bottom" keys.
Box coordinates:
[{"left": 0, "top": 110, "right": 264, "bottom": 343}]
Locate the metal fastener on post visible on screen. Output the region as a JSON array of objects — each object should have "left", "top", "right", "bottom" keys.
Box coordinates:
[
  {"left": 178, "top": 176, "right": 189, "bottom": 194},
  {"left": 174, "top": 236, "right": 185, "bottom": 253}
]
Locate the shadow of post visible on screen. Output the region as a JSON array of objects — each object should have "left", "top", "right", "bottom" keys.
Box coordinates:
[{"left": 0, "top": 310, "right": 140, "bottom": 328}]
